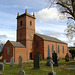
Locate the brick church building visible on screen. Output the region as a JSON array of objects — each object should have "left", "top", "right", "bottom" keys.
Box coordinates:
[{"left": 2, "top": 10, "right": 68, "bottom": 62}]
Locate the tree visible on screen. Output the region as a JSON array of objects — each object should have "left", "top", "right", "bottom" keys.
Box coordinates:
[
  {"left": 48, "top": 0, "right": 75, "bottom": 20},
  {"left": 65, "top": 19, "right": 75, "bottom": 39},
  {"left": 0, "top": 43, "right": 4, "bottom": 56},
  {"left": 69, "top": 48, "right": 75, "bottom": 58},
  {"left": 48, "top": 0, "right": 75, "bottom": 39},
  {"left": 65, "top": 53, "right": 69, "bottom": 62}
]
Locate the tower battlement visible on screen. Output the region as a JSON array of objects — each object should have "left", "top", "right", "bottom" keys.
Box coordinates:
[{"left": 17, "top": 9, "right": 36, "bottom": 19}]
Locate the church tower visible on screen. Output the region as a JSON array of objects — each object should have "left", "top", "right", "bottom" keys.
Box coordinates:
[{"left": 16, "top": 9, "right": 35, "bottom": 60}]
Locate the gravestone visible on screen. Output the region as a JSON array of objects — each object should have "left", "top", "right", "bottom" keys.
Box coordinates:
[
  {"left": 34, "top": 54, "right": 40, "bottom": 69},
  {"left": 0, "top": 73, "right": 2, "bottom": 75},
  {"left": 0, "top": 64, "right": 4, "bottom": 71},
  {"left": 10, "top": 57, "right": 14, "bottom": 67},
  {"left": 3, "top": 59, "right": 6, "bottom": 64},
  {"left": 50, "top": 59, "right": 54, "bottom": 72},
  {"left": 48, "top": 72, "right": 56, "bottom": 75},
  {"left": 52, "top": 51, "right": 58, "bottom": 66},
  {"left": 19, "top": 70, "right": 25, "bottom": 75},
  {"left": 65, "top": 53, "right": 69, "bottom": 62},
  {"left": 46, "top": 45, "right": 51, "bottom": 66},
  {"left": 18, "top": 56, "right": 22, "bottom": 68},
  {"left": 74, "top": 57, "right": 75, "bottom": 60},
  {"left": 48, "top": 59, "right": 56, "bottom": 75}
]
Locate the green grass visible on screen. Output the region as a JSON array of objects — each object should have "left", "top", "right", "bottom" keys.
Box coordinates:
[
  {"left": 0, "top": 59, "right": 2, "bottom": 62},
  {"left": 69, "top": 48, "right": 75, "bottom": 50},
  {"left": 0, "top": 60, "right": 75, "bottom": 75}
]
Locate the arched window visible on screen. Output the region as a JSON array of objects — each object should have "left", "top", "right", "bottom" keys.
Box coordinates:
[
  {"left": 7, "top": 47, "right": 10, "bottom": 55},
  {"left": 57, "top": 45, "right": 59, "bottom": 54},
  {"left": 51, "top": 45, "right": 53, "bottom": 53},
  {"left": 62, "top": 46, "right": 64, "bottom": 54},
  {"left": 30, "top": 21, "right": 32, "bottom": 25},
  {"left": 30, "top": 53, "right": 32, "bottom": 60},
  {"left": 20, "top": 21, "right": 22, "bottom": 26}
]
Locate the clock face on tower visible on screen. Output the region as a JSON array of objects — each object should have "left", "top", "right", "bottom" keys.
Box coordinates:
[{"left": 30, "top": 33, "right": 32, "bottom": 38}]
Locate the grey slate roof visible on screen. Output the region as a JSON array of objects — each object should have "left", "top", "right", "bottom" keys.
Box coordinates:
[
  {"left": 10, "top": 41, "right": 25, "bottom": 47},
  {"left": 35, "top": 33, "right": 67, "bottom": 44}
]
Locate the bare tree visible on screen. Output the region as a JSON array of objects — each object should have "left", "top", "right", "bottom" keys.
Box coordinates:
[
  {"left": 48, "top": 0, "right": 75, "bottom": 39},
  {"left": 65, "top": 19, "right": 75, "bottom": 39},
  {"left": 48, "top": 0, "right": 75, "bottom": 20},
  {"left": 0, "top": 42, "right": 4, "bottom": 56}
]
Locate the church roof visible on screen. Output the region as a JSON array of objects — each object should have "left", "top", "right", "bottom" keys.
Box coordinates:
[
  {"left": 9, "top": 41, "right": 25, "bottom": 47},
  {"left": 35, "top": 33, "right": 67, "bottom": 44}
]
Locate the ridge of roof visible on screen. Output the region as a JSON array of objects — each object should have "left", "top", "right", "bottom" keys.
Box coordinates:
[
  {"left": 35, "top": 33, "right": 67, "bottom": 44},
  {"left": 9, "top": 41, "right": 25, "bottom": 47}
]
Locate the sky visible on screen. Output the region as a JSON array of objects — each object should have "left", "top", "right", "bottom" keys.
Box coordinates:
[{"left": 0, "top": 0, "right": 75, "bottom": 46}]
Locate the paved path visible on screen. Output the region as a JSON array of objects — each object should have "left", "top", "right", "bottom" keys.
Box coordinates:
[{"left": 68, "top": 65, "right": 75, "bottom": 69}]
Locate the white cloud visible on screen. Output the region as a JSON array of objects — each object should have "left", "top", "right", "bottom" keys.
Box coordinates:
[
  {"left": 0, "top": 35, "right": 7, "bottom": 38},
  {"left": 35, "top": 8, "right": 67, "bottom": 22},
  {"left": 43, "top": 31, "right": 61, "bottom": 38},
  {"left": 0, "top": 29, "right": 16, "bottom": 42},
  {"left": 35, "top": 29, "right": 43, "bottom": 34},
  {"left": 36, "top": 23, "right": 67, "bottom": 33}
]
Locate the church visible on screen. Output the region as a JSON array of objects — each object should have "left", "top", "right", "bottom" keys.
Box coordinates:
[{"left": 2, "top": 10, "right": 68, "bottom": 62}]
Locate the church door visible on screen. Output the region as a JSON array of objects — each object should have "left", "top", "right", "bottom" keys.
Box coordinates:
[{"left": 30, "top": 53, "right": 32, "bottom": 60}]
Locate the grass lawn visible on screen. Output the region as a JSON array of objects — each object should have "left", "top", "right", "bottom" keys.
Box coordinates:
[{"left": 0, "top": 60, "right": 75, "bottom": 75}]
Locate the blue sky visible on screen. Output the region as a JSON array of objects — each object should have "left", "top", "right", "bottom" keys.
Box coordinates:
[{"left": 0, "top": 0, "right": 75, "bottom": 46}]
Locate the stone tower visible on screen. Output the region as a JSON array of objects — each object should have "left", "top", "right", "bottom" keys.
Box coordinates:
[{"left": 16, "top": 9, "right": 36, "bottom": 60}]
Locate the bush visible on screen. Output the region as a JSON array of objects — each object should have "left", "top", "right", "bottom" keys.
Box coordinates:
[
  {"left": 0, "top": 51, "right": 3, "bottom": 57},
  {"left": 0, "top": 54, "right": 1, "bottom": 57},
  {"left": 0, "top": 59, "right": 2, "bottom": 62},
  {"left": 39, "top": 54, "right": 43, "bottom": 61},
  {"left": 65, "top": 53, "right": 69, "bottom": 62},
  {"left": 69, "top": 48, "right": 75, "bottom": 59}
]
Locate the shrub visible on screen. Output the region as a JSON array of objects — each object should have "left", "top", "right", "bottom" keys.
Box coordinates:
[
  {"left": 65, "top": 53, "right": 69, "bottom": 62},
  {"left": 0, "top": 59, "right": 2, "bottom": 62},
  {"left": 69, "top": 48, "right": 75, "bottom": 59},
  {"left": 39, "top": 54, "right": 43, "bottom": 61}
]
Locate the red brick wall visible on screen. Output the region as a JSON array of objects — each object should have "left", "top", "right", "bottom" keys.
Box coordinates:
[
  {"left": 17, "top": 14, "right": 35, "bottom": 43},
  {"left": 17, "top": 16, "right": 26, "bottom": 30},
  {"left": 2, "top": 40, "right": 13, "bottom": 62},
  {"left": 14, "top": 47, "right": 27, "bottom": 62},
  {"left": 26, "top": 40, "right": 34, "bottom": 60},
  {"left": 2, "top": 40, "right": 27, "bottom": 62},
  {"left": 17, "top": 14, "right": 35, "bottom": 60},
  {"left": 26, "top": 15, "right": 35, "bottom": 31},
  {"left": 25, "top": 16, "right": 35, "bottom": 60},
  {"left": 17, "top": 29, "right": 26, "bottom": 46},
  {"left": 34, "top": 35, "right": 68, "bottom": 59},
  {"left": 17, "top": 16, "right": 26, "bottom": 46},
  {"left": 44, "top": 41, "right": 68, "bottom": 59},
  {"left": 34, "top": 34, "right": 44, "bottom": 59}
]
